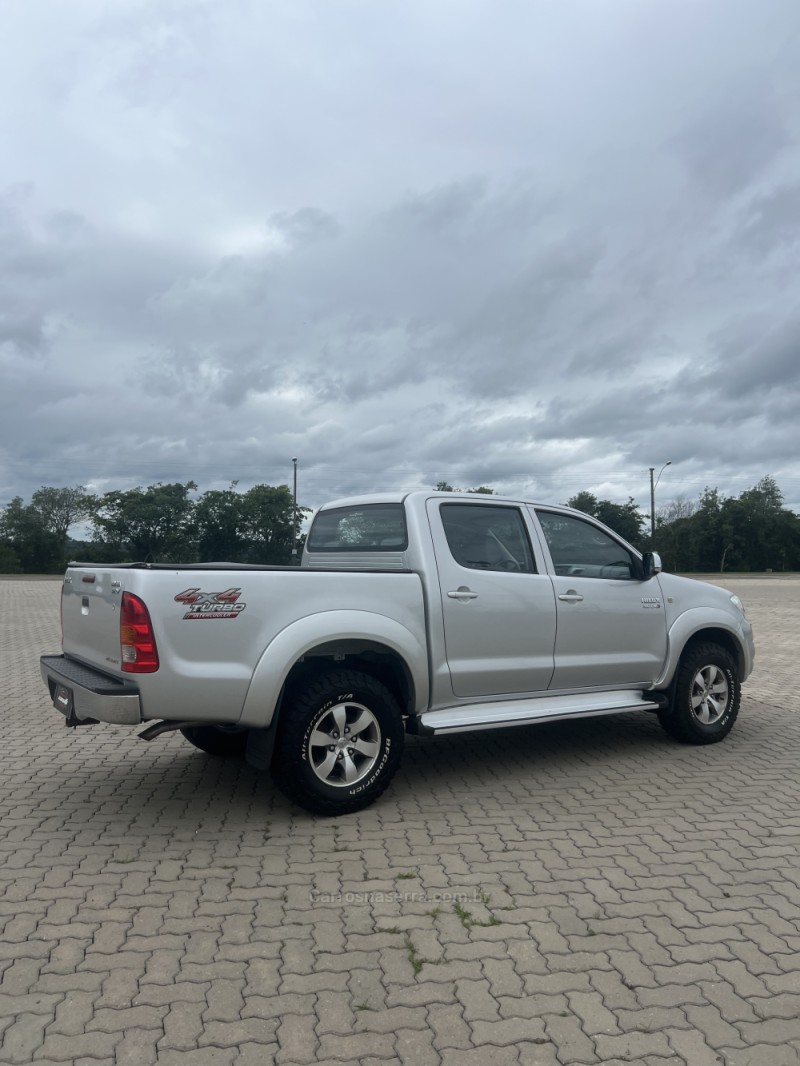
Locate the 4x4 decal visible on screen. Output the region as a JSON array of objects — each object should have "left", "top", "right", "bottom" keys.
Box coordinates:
[{"left": 174, "top": 588, "right": 246, "bottom": 620}]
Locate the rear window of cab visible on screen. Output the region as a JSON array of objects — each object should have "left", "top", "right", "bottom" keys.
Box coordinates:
[{"left": 307, "top": 504, "right": 408, "bottom": 552}]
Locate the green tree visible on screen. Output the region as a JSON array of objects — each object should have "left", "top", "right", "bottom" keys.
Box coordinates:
[
  {"left": 90, "top": 482, "right": 198, "bottom": 562},
  {"left": 653, "top": 477, "right": 800, "bottom": 573},
  {"left": 0, "top": 542, "right": 21, "bottom": 573},
  {"left": 594, "top": 499, "right": 645, "bottom": 545},
  {"left": 652, "top": 514, "right": 694, "bottom": 572},
  {"left": 566, "top": 493, "right": 645, "bottom": 545},
  {"left": 696, "top": 488, "right": 727, "bottom": 570},
  {"left": 194, "top": 483, "right": 248, "bottom": 562},
  {"left": 566, "top": 491, "right": 598, "bottom": 516},
  {"left": 194, "top": 482, "right": 305, "bottom": 565},
  {"left": 0, "top": 497, "right": 62, "bottom": 572},
  {"left": 29, "top": 486, "right": 94, "bottom": 557},
  {"left": 729, "top": 476, "right": 789, "bottom": 571},
  {"left": 240, "top": 484, "right": 302, "bottom": 564}
]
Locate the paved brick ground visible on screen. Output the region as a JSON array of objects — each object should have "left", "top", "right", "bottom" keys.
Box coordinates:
[{"left": 1, "top": 575, "right": 798, "bottom": 1066}]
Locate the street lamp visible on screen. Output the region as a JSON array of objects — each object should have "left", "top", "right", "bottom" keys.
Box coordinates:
[
  {"left": 291, "top": 457, "right": 298, "bottom": 558},
  {"left": 649, "top": 461, "right": 671, "bottom": 540}
]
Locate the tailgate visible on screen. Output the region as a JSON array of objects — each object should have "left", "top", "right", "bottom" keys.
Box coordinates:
[{"left": 61, "top": 568, "right": 125, "bottom": 674}]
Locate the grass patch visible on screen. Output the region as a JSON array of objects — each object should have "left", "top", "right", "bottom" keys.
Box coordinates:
[
  {"left": 453, "top": 900, "right": 501, "bottom": 930},
  {"left": 404, "top": 933, "right": 442, "bottom": 976}
]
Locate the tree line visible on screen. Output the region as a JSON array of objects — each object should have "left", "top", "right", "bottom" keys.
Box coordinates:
[
  {"left": 2, "top": 475, "right": 798, "bottom": 574},
  {"left": 647, "top": 476, "right": 800, "bottom": 573},
  {"left": 568, "top": 476, "right": 800, "bottom": 572},
  {"left": 0, "top": 482, "right": 305, "bottom": 573}
]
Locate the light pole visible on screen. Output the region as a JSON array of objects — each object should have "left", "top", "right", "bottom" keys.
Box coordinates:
[
  {"left": 291, "top": 457, "right": 298, "bottom": 559},
  {"left": 649, "top": 461, "right": 671, "bottom": 540}
]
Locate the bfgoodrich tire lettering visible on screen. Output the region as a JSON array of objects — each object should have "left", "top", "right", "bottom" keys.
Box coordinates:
[
  {"left": 658, "top": 642, "right": 740, "bottom": 745},
  {"left": 272, "top": 669, "right": 405, "bottom": 815}
]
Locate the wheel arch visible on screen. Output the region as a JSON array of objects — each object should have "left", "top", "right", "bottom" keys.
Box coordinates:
[
  {"left": 238, "top": 611, "right": 429, "bottom": 729},
  {"left": 680, "top": 628, "right": 742, "bottom": 672},
  {"left": 656, "top": 613, "right": 748, "bottom": 693}
]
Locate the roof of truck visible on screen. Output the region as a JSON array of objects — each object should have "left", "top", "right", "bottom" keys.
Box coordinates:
[{"left": 314, "top": 490, "right": 566, "bottom": 511}]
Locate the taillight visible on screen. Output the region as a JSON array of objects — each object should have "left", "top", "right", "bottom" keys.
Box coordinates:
[{"left": 120, "top": 592, "right": 159, "bottom": 673}]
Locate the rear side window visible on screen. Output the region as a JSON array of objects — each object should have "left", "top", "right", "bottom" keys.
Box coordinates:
[
  {"left": 440, "top": 503, "right": 536, "bottom": 573},
  {"left": 307, "top": 504, "right": 408, "bottom": 552}
]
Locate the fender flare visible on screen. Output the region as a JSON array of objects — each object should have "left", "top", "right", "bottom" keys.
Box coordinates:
[
  {"left": 237, "top": 610, "right": 430, "bottom": 728},
  {"left": 655, "top": 607, "right": 749, "bottom": 689}
]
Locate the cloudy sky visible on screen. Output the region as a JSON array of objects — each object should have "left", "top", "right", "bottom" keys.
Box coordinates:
[{"left": 2, "top": 0, "right": 800, "bottom": 521}]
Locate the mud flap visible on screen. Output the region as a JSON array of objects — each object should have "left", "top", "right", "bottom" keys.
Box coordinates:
[{"left": 245, "top": 723, "right": 278, "bottom": 770}]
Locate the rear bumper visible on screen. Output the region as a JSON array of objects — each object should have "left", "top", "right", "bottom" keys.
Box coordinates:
[{"left": 40, "top": 655, "right": 142, "bottom": 726}]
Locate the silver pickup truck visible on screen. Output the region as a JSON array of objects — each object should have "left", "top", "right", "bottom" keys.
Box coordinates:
[{"left": 41, "top": 491, "right": 754, "bottom": 815}]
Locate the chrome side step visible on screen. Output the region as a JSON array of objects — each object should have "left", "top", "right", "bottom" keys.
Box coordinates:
[{"left": 412, "top": 690, "right": 665, "bottom": 736}]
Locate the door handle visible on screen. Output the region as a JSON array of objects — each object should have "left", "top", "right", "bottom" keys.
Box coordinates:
[
  {"left": 558, "top": 590, "right": 584, "bottom": 603},
  {"left": 447, "top": 587, "right": 479, "bottom": 601}
]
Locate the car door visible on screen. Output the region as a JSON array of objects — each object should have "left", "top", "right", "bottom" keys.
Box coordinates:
[
  {"left": 532, "top": 508, "right": 668, "bottom": 690},
  {"left": 427, "top": 499, "right": 557, "bottom": 698}
]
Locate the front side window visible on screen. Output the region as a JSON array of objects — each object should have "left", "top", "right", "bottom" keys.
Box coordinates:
[
  {"left": 441, "top": 503, "right": 535, "bottom": 573},
  {"left": 536, "top": 511, "right": 636, "bottom": 580},
  {"left": 307, "top": 504, "right": 408, "bottom": 552}
]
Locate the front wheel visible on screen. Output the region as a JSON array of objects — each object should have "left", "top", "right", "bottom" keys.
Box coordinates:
[
  {"left": 272, "top": 669, "right": 405, "bottom": 815},
  {"left": 658, "top": 642, "right": 740, "bottom": 744}
]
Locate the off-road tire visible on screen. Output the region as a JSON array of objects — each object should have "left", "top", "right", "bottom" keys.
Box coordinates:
[
  {"left": 180, "top": 725, "right": 248, "bottom": 757},
  {"left": 272, "top": 669, "right": 405, "bottom": 815},
  {"left": 658, "top": 642, "right": 740, "bottom": 744}
]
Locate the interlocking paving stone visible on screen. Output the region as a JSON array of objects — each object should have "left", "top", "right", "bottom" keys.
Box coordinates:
[
  {"left": 720, "top": 1044, "right": 800, "bottom": 1066},
  {"left": 1, "top": 575, "right": 798, "bottom": 1063}
]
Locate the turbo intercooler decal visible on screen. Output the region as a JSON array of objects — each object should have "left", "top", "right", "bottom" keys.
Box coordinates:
[{"left": 174, "top": 588, "right": 246, "bottom": 620}]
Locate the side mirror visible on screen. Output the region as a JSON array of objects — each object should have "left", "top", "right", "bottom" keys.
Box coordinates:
[{"left": 641, "top": 552, "right": 663, "bottom": 579}]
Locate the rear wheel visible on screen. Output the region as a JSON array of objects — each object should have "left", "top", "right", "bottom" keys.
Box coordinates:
[
  {"left": 272, "top": 669, "right": 405, "bottom": 815},
  {"left": 180, "top": 725, "right": 248, "bottom": 757},
  {"left": 658, "top": 642, "right": 740, "bottom": 744}
]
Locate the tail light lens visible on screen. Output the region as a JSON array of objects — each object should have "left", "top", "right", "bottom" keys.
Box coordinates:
[{"left": 120, "top": 592, "right": 159, "bottom": 673}]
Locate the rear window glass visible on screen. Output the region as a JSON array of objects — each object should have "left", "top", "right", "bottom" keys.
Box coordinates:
[{"left": 307, "top": 504, "right": 408, "bottom": 552}]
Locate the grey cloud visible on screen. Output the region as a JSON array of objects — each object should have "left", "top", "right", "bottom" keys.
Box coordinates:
[
  {"left": 740, "top": 183, "right": 800, "bottom": 253},
  {"left": 44, "top": 211, "right": 94, "bottom": 244},
  {"left": 707, "top": 314, "right": 800, "bottom": 398},
  {"left": 389, "top": 178, "right": 489, "bottom": 235},
  {"left": 672, "top": 88, "right": 787, "bottom": 197},
  {"left": 0, "top": 311, "right": 47, "bottom": 356},
  {"left": 270, "top": 208, "right": 340, "bottom": 244}
]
